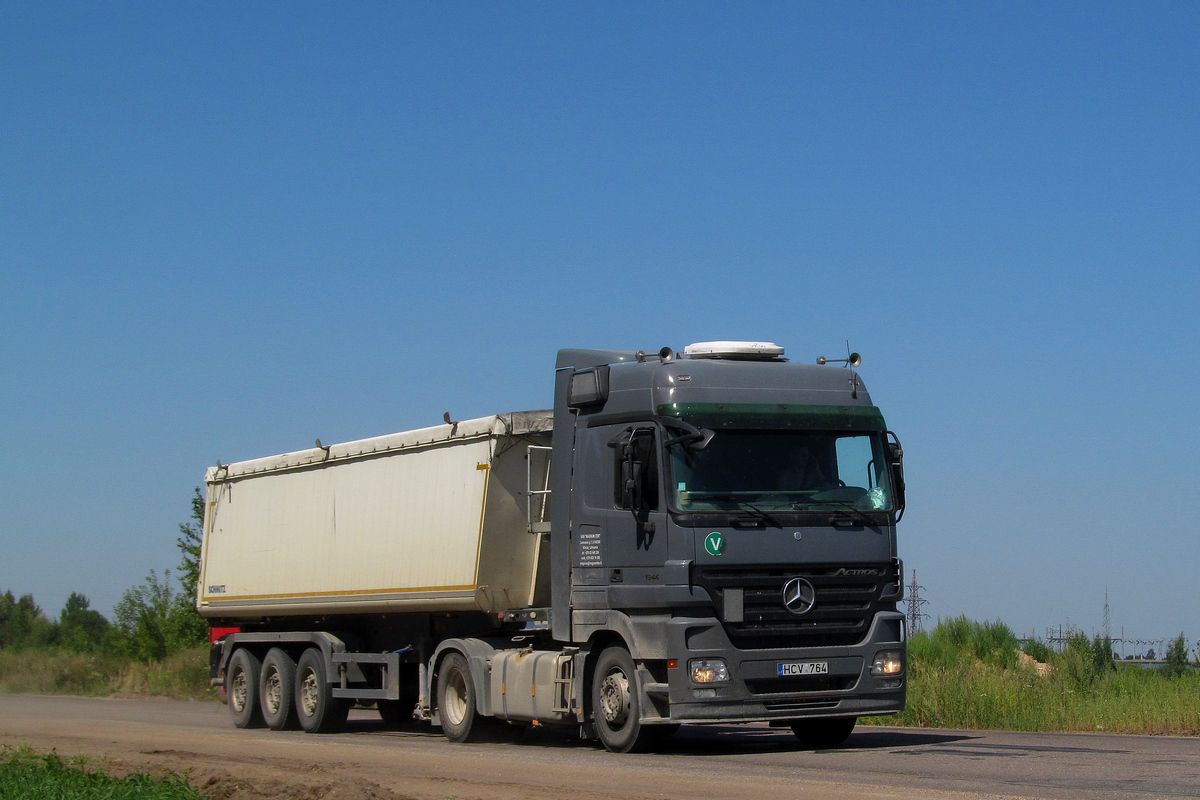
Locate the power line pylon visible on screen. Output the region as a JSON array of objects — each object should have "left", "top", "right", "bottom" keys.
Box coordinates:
[{"left": 906, "top": 570, "right": 928, "bottom": 635}]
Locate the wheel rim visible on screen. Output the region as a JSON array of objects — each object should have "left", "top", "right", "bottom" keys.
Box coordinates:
[
  {"left": 231, "top": 668, "right": 248, "bottom": 712},
  {"left": 599, "top": 668, "right": 630, "bottom": 726},
  {"left": 300, "top": 669, "right": 320, "bottom": 716},
  {"left": 442, "top": 667, "right": 468, "bottom": 726},
  {"left": 263, "top": 666, "right": 282, "bottom": 715}
]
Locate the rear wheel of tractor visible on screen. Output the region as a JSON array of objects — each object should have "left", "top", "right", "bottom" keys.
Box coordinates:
[
  {"left": 790, "top": 716, "right": 857, "bottom": 749},
  {"left": 295, "top": 648, "right": 348, "bottom": 733},
  {"left": 228, "top": 649, "right": 265, "bottom": 729},
  {"left": 591, "top": 646, "right": 650, "bottom": 753},
  {"left": 259, "top": 648, "right": 298, "bottom": 730},
  {"left": 437, "top": 652, "right": 481, "bottom": 743}
]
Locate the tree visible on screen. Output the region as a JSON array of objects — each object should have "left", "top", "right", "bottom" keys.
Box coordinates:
[
  {"left": 176, "top": 487, "right": 204, "bottom": 600},
  {"left": 0, "top": 591, "right": 57, "bottom": 649},
  {"left": 112, "top": 488, "right": 211, "bottom": 661},
  {"left": 114, "top": 570, "right": 176, "bottom": 661},
  {"left": 59, "top": 593, "right": 110, "bottom": 653},
  {"left": 171, "top": 487, "right": 209, "bottom": 647},
  {"left": 1163, "top": 633, "right": 1192, "bottom": 678},
  {"left": 1092, "top": 635, "right": 1116, "bottom": 676}
]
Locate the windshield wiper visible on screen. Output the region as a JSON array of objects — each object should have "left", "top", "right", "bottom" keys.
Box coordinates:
[
  {"left": 804, "top": 499, "right": 878, "bottom": 527},
  {"left": 729, "top": 500, "right": 783, "bottom": 528}
]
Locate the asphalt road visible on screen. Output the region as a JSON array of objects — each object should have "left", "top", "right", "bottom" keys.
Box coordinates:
[{"left": 1, "top": 694, "right": 1195, "bottom": 800}]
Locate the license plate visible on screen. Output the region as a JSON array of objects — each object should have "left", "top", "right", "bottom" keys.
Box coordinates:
[{"left": 777, "top": 660, "right": 829, "bottom": 677}]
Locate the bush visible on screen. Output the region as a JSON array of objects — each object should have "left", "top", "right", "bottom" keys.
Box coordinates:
[{"left": 1021, "top": 637, "right": 1052, "bottom": 664}]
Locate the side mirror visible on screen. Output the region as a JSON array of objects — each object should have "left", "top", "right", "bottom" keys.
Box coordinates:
[
  {"left": 621, "top": 452, "right": 644, "bottom": 509},
  {"left": 886, "top": 431, "right": 906, "bottom": 520}
]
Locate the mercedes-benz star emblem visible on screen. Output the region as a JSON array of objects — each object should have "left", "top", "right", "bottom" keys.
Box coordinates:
[{"left": 781, "top": 577, "right": 816, "bottom": 616}]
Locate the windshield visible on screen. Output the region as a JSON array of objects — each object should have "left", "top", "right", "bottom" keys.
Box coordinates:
[{"left": 668, "top": 429, "right": 892, "bottom": 513}]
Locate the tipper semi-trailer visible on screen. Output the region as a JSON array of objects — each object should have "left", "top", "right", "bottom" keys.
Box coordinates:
[{"left": 200, "top": 341, "right": 907, "bottom": 752}]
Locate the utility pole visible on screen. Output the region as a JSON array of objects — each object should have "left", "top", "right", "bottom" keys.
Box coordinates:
[{"left": 906, "top": 570, "right": 928, "bottom": 635}]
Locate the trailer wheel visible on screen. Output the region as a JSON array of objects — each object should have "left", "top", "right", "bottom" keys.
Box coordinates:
[
  {"left": 259, "top": 648, "right": 298, "bottom": 730},
  {"left": 437, "top": 652, "right": 479, "bottom": 743},
  {"left": 228, "top": 649, "right": 265, "bottom": 729},
  {"left": 295, "top": 648, "right": 348, "bottom": 733},
  {"left": 591, "top": 646, "right": 649, "bottom": 753},
  {"left": 790, "top": 716, "right": 856, "bottom": 749}
]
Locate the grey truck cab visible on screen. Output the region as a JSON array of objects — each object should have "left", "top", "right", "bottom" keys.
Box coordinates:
[{"left": 549, "top": 341, "right": 906, "bottom": 750}]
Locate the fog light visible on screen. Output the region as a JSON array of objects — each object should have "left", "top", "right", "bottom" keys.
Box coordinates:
[
  {"left": 871, "top": 650, "right": 903, "bottom": 676},
  {"left": 689, "top": 658, "right": 730, "bottom": 683},
  {"left": 879, "top": 678, "right": 903, "bottom": 689}
]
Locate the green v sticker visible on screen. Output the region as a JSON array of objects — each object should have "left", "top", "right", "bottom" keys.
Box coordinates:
[{"left": 704, "top": 531, "right": 725, "bottom": 556}]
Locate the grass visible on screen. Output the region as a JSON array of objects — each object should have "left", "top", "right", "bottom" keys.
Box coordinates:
[
  {"left": 0, "top": 744, "right": 202, "bottom": 800},
  {"left": 861, "top": 616, "right": 1200, "bottom": 735},
  {"left": 0, "top": 647, "right": 215, "bottom": 701}
]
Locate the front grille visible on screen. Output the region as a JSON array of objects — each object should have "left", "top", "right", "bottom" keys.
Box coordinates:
[{"left": 695, "top": 563, "right": 898, "bottom": 649}]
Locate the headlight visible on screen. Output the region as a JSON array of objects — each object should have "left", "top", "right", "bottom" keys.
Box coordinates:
[
  {"left": 870, "top": 650, "right": 904, "bottom": 676},
  {"left": 689, "top": 658, "right": 730, "bottom": 683}
]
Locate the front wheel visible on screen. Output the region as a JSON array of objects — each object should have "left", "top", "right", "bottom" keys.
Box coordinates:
[
  {"left": 295, "top": 648, "right": 348, "bottom": 733},
  {"left": 591, "top": 646, "right": 650, "bottom": 753},
  {"left": 790, "top": 716, "right": 856, "bottom": 749}
]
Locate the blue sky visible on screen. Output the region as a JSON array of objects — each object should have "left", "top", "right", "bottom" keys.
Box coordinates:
[{"left": 3, "top": 3, "right": 1198, "bottom": 650}]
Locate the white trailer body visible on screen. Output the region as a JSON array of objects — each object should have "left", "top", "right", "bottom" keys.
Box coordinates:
[{"left": 198, "top": 411, "right": 553, "bottom": 619}]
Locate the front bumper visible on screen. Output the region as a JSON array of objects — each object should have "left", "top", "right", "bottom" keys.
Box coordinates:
[{"left": 658, "top": 610, "right": 906, "bottom": 723}]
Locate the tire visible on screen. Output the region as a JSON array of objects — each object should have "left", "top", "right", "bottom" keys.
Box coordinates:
[
  {"left": 260, "top": 648, "right": 298, "bottom": 730},
  {"left": 437, "top": 652, "right": 480, "bottom": 743},
  {"left": 228, "top": 649, "right": 265, "bottom": 729},
  {"left": 591, "top": 646, "right": 650, "bottom": 753},
  {"left": 790, "top": 716, "right": 857, "bottom": 749},
  {"left": 295, "top": 648, "right": 349, "bottom": 733}
]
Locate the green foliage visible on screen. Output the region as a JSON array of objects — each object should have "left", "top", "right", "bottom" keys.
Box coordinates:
[
  {"left": 0, "top": 591, "right": 59, "bottom": 650},
  {"left": 1021, "top": 637, "right": 1052, "bottom": 664},
  {"left": 1163, "top": 633, "right": 1193, "bottom": 677},
  {"left": 909, "top": 616, "right": 1019, "bottom": 670},
  {"left": 58, "top": 593, "right": 111, "bottom": 654},
  {"left": 867, "top": 617, "right": 1200, "bottom": 736},
  {"left": 170, "top": 487, "right": 209, "bottom": 649},
  {"left": 113, "top": 570, "right": 197, "bottom": 662},
  {"left": 0, "top": 744, "right": 203, "bottom": 800}
]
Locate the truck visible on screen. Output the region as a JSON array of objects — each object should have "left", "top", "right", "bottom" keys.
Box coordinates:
[{"left": 199, "top": 341, "right": 907, "bottom": 752}]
